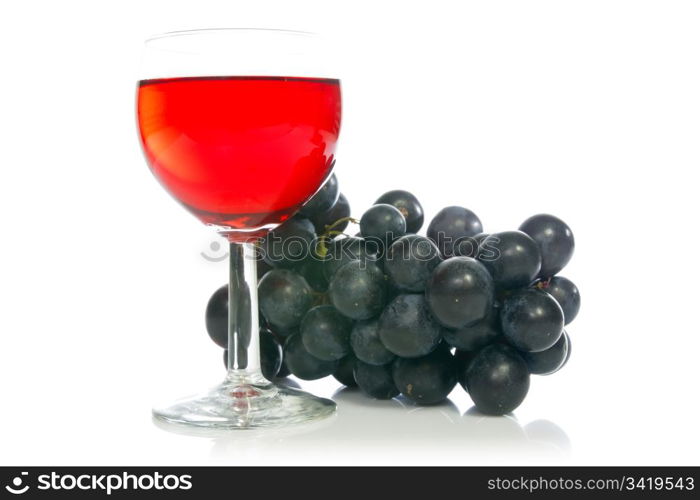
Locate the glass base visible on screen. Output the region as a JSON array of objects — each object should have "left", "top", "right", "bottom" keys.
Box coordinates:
[{"left": 153, "top": 374, "right": 336, "bottom": 429}]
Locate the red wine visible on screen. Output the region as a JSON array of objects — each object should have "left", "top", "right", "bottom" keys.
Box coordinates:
[{"left": 137, "top": 76, "right": 341, "bottom": 240}]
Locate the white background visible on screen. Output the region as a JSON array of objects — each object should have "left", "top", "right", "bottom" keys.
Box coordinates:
[{"left": 1, "top": 0, "right": 699, "bottom": 466}]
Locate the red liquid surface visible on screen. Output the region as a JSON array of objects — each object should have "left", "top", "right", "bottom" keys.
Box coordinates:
[{"left": 137, "top": 76, "right": 341, "bottom": 239}]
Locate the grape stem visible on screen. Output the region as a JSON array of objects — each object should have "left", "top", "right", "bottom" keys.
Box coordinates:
[
  {"left": 315, "top": 216, "right": 360, "bottom": 257},
  {"left": 535, "top": 278, "right": 551, "bottom": 290},
  {"left": 321, "top": 216, "right": 358, "bottom": 235}
]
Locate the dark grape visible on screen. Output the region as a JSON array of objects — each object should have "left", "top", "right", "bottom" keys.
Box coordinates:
[
  {"left": 283, "top": 333, "right": 338, "bottom": 380},
  {"left": 359, "top": 203, "right": 406, "bottom": 246},
  {"left": 261, "top": 216, "right": 316, "bottom": 269},
  {"left": 300, "top": 173, "right": 340, "bottom": 217},
  {"left": 465, "top": 343, "right": 530, "bottom": 415},
  {"left": 300, "top": 305, "right": 353, "bottom": 361},
  {"left": 427, "top": 206, "right": 483, "bottom": 257},
  {"left": 374, "top": 190, "right": 424, "bottom": 233},
  {"left": 378, "top": 294, "right": 442, "bottom": 358},
  {"left": 350, "top": 319, "right": 395, "bottom": 365},
  {"left": 333, "top": 355, "right": 358, "bottom": 387},
  {"left": 206, "top": 283, "right": 252, "bottom": 350},
  {"left": 425, "top": 257, "right": 494, "bottom": 329},
  {"left": 354, "top": 361, "right": 399, "bottom": 399},
  {"left": 443, "top": 306, "right": 501, "bottom": 351},
  {"left": 384, "top": 234, "right": 441, "bottom": 292},
  {"left": 392, "top": 347, "right": 457, "bottom": 405},
  {"left": 519, "top": 214, "right": 575, "bottom": 278},
  {"left": 323, "top": 236, "right": 377, "bottom": 280},
  {"left": 454, "top": 233, "right": 489, "bottom": 258},
  {"left": 205, "top": 284, "right": 229, "bottom": 348},
  {"left": 329, "top": 260, "right": 387, "bottom": 320},
  {"left": 478, "top": 231, "right": 541, "bottom": 289},
  {"left": 521, "top": 331, "right": 568, "bottom": 375},
  {"left": 538, "top": 276, "right": 580, "bottom": 325},
  {"left": 258, "top": 269, "right": 313, "bottom": 330},
  {"left": 500, "top": 289, "right": 564, "bottom": 352},
  {"left": 311, "top": 193, "right": 351, "bottom": 234}
]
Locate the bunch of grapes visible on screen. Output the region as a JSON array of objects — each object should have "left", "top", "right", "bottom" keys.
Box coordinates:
[{"left": 205, "top": 174, "right": 580, "bottom": 415}]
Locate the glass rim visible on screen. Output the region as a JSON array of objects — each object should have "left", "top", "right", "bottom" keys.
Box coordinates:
[{"left": 145, "top": 28, "right": 317, "bottom": 44}]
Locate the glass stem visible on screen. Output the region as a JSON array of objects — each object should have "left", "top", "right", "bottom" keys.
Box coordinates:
[{"left": 226, "top": 242, "right": 263, "bottom": 379}]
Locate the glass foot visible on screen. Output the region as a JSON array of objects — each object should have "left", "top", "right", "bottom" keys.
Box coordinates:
[{"left": 153, "top": 375, "right": 336, "bottom": 429}]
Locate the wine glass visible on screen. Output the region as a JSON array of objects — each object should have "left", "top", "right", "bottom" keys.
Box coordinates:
[{"left": 136, "top": 29, "right": 340, "bottom": 428}]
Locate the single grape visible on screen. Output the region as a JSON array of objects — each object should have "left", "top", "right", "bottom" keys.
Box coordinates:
[
  {"left": 427, "top": 206, "right": 483, "bottom": 257},
  {"left": 374, "top": 190, "right": 424, "bottom": 233},
  {"left": 519, "top": 214, "right": 575, "bottom": 278},
  {"left": 500, "top": 289, "right": 564, "bottom": 352},
  {"left": 378, "top": 294, "right": 442, "bottom": 358},
  {"left": 425, "top": 257, "right": 494, "bottom": 329},
  {"left": 443, "top": 306, "right": 501, "bottom": 351},
  {"left": 454, "top": 233, "right": 489, "bottom": 258},
  {"left": 465, "top": 343, "right": 530, "bottom": 415},
  {"left": 205, "top": 283, "right": 251, "bottom": 349},
  {"left": 538, "top": 276, "right": 580, "bottom": 324},
  {"left": 323, "top": 236, "right": 377, "bottom": 280},
  {"left": 384, "top": 234, "right": 442, "bottom": 292},
  {"left": 311, "top": 193, "right": 351, "bottom": 234},
  {"left": 392, "top": 347, "right": 457, "bottom": 405},
  {"left": 329, "top": 260, "right": 387, "bottom": 320},
  {"left": 300, "top": 173, "right": 340, "bottom": 217},
  {"left": 354, "top": 361, "right": 399, "bottom": 399},
  {"left": 521, "top": 330, "right": 568, "bottom": 375},
  {"left": 477, "top": 231, "right": 541, "bottom": 289},
  {"left": 350, "top": 319, "right": 395, "bottom": 365},
  {"left": 283, "top": 333, "right": 338, "bottom": 380},
  {"left": 222, "top": 327, "right": 282, "bottom": 380},
  {"left": 261, "top": 216, "right": 317, "bottom": 269},
  {"left": 333, "top": 355, "right": 358, "bottom": 387},
  {"left": 301, "top": 305, "right": 353, "bottom": 361},
  {"left": 205, "top": 284, "right": 228, "bottom": 348},
  {"left": 258, "top": 269, "right": 313, "bottom": 330},
  {"left": 359, "top": 203, "right": 406, "bottom": 247}
]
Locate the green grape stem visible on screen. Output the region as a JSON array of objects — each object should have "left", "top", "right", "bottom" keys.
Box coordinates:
[
  {"left": 316, "top": 216, "right": 359, "bottom": 257},
  {"left": 322, "top": 216, "right": 358, "bottom": 235}
]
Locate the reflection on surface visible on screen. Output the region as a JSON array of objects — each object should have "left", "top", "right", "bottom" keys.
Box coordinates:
[{"left": 153, "top": 387, "right": 571, "bottom": 465}]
